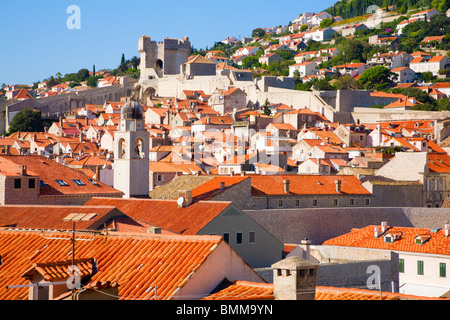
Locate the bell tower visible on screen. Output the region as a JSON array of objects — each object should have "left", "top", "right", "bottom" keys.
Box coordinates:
[{"left": 114, "top": 100, "right": 149, "bottom": 198}]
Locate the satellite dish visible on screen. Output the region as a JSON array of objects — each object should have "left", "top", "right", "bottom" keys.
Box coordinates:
[{"left": 177, "top": 197, "right": 185, "bottom": 206}]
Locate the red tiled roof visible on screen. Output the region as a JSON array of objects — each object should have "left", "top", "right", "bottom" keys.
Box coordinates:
[
  {"left": 323, "top": 224, "right": 450, "bottom": 256},
  {"left": 0, "top": 205, "right": 118, "bottom": 230},
  {"left": 84, "top": 197, "right": 233, "bottom": 235},
  {"left": 428, "top": 153, "right": 450, "bottom": 173},
  {"left": 203, "top": 281, "right": 444, "bottom": 300},
  {"left": 250, "top": 175, "right": 370, "bottom": 196},
  {"left": 192, "top": 176, "right": 249, "bottom": 201},
  {"left": 0, "top": 229, "right": 222, "bottom": 300},
  {"left": 0, "top": 155, "right": 122, "bottom": 196}
]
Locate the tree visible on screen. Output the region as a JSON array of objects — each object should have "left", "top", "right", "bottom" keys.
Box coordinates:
[
  {"left": 262, "top": 99, "right": 271, "bottom": 116},
  {"left": 320, "top": 18, "right": 334, "bottom": 28},
  {"left": 77, "top": 69, "right": 90, "bottom": 82},
  {"left": 252, "top": 28, "right": 265, "bottom": 38},
  {"left": 8, "top": 109, "right": 44, "bottom": 134},
  {"left": 332, "top": 75, "right": 361, "bottom": 90},
  {"left": 358, "top": 66, "right": 395, "bottom": 91},
  {"left": 121, "top": 53, "right": 126, "bottom": 66},
  {"left": 93, "top": 65, "right": 96, "bottom": 76}
]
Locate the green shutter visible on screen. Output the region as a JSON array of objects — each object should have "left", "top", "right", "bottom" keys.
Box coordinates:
[
  {"left": 399, "top": 259, "right": 404, "bottom": 273},
  {"left": 440, "top": 263, "right": 446, "bottom": 278},
  {"left": 417, "top": 260, "right": 424, "bottom": 275}
]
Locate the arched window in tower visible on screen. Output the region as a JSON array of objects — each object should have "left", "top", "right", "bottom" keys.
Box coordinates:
[
  {"left": 134, "top": 138, "right": 144, "bottom": 159},
  {"left": 118, "top": 138, "right": 126, "bottom": 159}
]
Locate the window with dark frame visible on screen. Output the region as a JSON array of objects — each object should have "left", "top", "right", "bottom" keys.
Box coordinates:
[
  {"left": 223, "top": 233, "right": 230, "bottom": 244},
  {"left": 14, "top": 179, "right": 21, "bottom": 189},
  {"left": 28, "top": 179, "right": 36, "bottom": 189},
  {"left": 236, "top": 232, "right": 243, "bottom": 245}
]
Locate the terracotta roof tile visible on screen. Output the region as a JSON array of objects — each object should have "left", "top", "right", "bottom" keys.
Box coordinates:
[
  {"left": 250, "top": 175, "right": 370, "bottom": 196},
  {"left": 0, "top": 155, "right": 122, "bottom": 196},
  {"left": 84, "top": 197, "right": 233, "bottom": 235},
  {"left": 0, "top": 229, "right": 222, "bottom": 300},
  {"left": 323, "top": 224, "right": 450, "bottom": 255}
]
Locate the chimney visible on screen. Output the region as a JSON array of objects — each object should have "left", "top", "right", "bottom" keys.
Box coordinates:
[
  {"left": 95, "top": 166, "right": 101, "bottom": 181},
  {"left": 147, "top": 227, "right": 162, "bottom": 234},
  {"left": 374, "top": 226, "right": 381, "bottom": 238},
  {"left": 445, "top": 224, "right": 450, "bottom": 237},
  {"left": 19, "top": 165, "right": 27, "bottom": 176},
  {"left": 283, "top": 180, "right": 290, "bottom": 193},
  {"left": 178, "top": 190, "right": 193, "bottom": 207},
  {"left": 300, "top": 239, "right": 311, "bottom": 261},
  {"left": 85, "top": 117, "right": 89, "bottom": 125},
  {"left": 381, "top": 221, "right": 388, "bottom": 232},
  {"left": 271, "top": 256, "right": 318, "bottom": 300},
  {"left": 335, "top": 180, "right": 342, "bottom": 193}
]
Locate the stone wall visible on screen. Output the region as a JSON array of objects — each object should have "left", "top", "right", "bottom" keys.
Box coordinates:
[
  {"left": 2, "top": 83, "right": 135, "bottom": 134},
  {"left": 244, "top": 207, "right": 450, "bottom": 245}
]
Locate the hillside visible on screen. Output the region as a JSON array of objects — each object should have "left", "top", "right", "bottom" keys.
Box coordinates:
[{"left": 325, "top": 0, "right": 445, "bottom": 20}]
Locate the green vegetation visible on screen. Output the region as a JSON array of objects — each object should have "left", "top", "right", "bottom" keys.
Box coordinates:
[
  {"left": 8, "top": 109, "right": 44, "bottom": 134},
  {"left": 358, "top": 66, "right": 396, "bottom": 90}
]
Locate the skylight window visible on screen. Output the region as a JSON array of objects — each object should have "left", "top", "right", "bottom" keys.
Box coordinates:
[
  {"left": 73, "top": 179, "right": 85, "bottom": 186},
  {"left": 40, "top": 180, "right": 48, "bottom": 187},
  {"left": 55, "top": 180, "right": 69, "bottom": 186},
  {"left": 89, "top": 179, "right": 98, "bottom": 185}
]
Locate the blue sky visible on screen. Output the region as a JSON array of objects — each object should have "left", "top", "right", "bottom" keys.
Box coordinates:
[{"left": 0, "top": 0, "right": 336, "bottom": 85}]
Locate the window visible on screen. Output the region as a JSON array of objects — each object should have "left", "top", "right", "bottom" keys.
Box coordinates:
[
  {"left": 55, "top": 180, "right": 69, "bottom": 186},
  {"left": 365, "top": 199, "right": 370, "bottom": 206},
  {"left": 295, "top": 200, "right": 300, "bottom": 207},
  {"left": 333, "top": 199, "right": 338, "bottom": 206},
  {"left": 40, "top": 180, "right": 48, "bottom": 187},
  {"left": 89, "top": 179, "right": 98, "bottom": 185},
  {"left": 157, "top": 175, "right": 163, "bottom": 182},
  {"left": 417, "top": 260, "right": 424, "bottom": 275},
  {"left": 236, "top": 232, "right": 243, "bottom": 245},
  {"left": 28, "top": 179, "right": 36, "bottom": 189},
  {"left": 440, "top": 263, "right": 446, "bottom": 278},
  {"left": 312, "top": 199, "right": 318, "bottom": 207},
  {"left": 223, "top": 233, "right": 230, "bottom": 244},
  {"left": 350, "top": 198, "right": 355, "bottom": 206},
  {"left": 399, "top": 259, "right": 405, "bottom": 273},
  {"left": 72, "top": 179, "right": 85, "bottom": 186},
  {"left": 14, "top": 179, "right": 21, "bottom": 189},
  {"left": 249, "top": 231, "right": 256, "bottom": 244},
  {"left": 278, "top": 200, "right": 283, "bottom": 207}
]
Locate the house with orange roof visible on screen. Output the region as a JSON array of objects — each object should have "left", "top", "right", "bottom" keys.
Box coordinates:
[
  {"left": 149, "top": 161, "right": 204, "bottom": 190},
  {"left": 411, "top": 8, "right": 440, "bottom": 20},
  {"left": 391, "top": 66, "right": 416, "bottom": 84},
  {"left": 410, "top": 55, "right": 449, "bottom": 76},
  {"left": 208, "top": 87, "right": 247, "bottom": 115},
  {"left": 288, "top": 61, "right": 318, "bottom": 78},
  {"left": 323, "top": 222, "right": 450, "bottom": 298},
  {"left": 331, "top": 62, "right": 367, "bottom": 78},
  {"left": 84, "top": 196, "right": 284, "bottom": 268},
  {"left": 0, "top": 155, "right": 122, "bottom": 205},
  {"left": 202, "top": 254, "right": 448, "bottom": 300},
  {"left": 421, "top": 35, "right": 446, "bottom": 48},
  {"left": 384, "top": 97, "right": 423, "bottom": 110},
  {"left": 396, "top": 17, "right": 422, "bottom": 34},
  {"left": 191, "top": 115, "right": 235, "bottom": 136},
  {"left": 297, "top": 157, "right": 348, "bottom": 175},
  {"left": 375, "top": 151, "right": 450, "bottom": 207},
  {"left": 0, "top": 228, "right": 267, "bottom": 300}
]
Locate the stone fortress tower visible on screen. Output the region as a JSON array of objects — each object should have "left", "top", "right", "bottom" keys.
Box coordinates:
[
  {"left": 113, "top": 100, "right": 150, "bottom": 198},
  {"left": 138, "top": 35, "right": 191, "bottom": 80}
]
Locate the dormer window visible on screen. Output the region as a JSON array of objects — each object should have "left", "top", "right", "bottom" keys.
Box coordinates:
[
  {"left": 384, "top": 235, "right": 392, "bottom": 243},
  {"left": 55, "top": 180, "right": 69, "bottom": 186},
  {"left": 72, "top": 179, "right": 85, "bottom": 186}
]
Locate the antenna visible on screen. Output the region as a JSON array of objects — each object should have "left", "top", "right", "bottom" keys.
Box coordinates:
[{"left": 41, "top": 213, "right": 97, "bottom": 300}]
